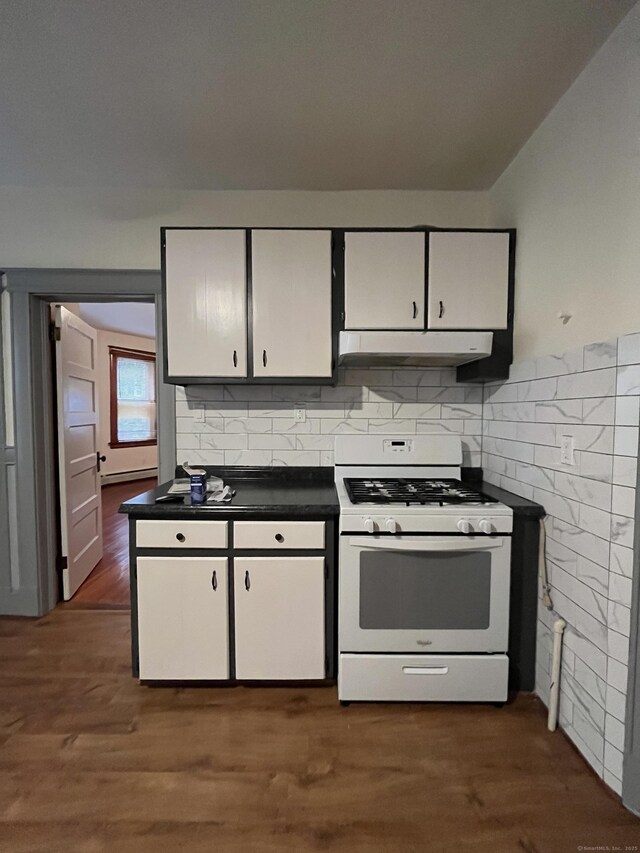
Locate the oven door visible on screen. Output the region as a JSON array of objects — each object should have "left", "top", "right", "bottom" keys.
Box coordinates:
[{"left": 339, "top": 535, "right": 510, "bottom": 654}]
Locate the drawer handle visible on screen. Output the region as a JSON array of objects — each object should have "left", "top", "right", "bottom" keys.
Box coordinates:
[
  {"left": 438, "top": 300, "right": 444, "bottom": 319},
  {"left": 176, "top": 533, "right": 186, "bottom": 543},
  {"left": 262, "top": 349, "right": 267, "bottom": 367},
  {"left": 402, "top": 666, "right": 449, "bottom": 676},
  {"left": 412, "top": 300, "right": 418, "bottom": 319},
  {"left": 244, "top": 570, "right": 250, "bottom": 591},
  {"left": 274, "top": 533, "right": 284, "bottom": 543},
  {"left": 233, "top": 349, "right": 238, "bottom": 368},
  {"left": 211, "top": 570, "right": 217, "bottom": 591}
]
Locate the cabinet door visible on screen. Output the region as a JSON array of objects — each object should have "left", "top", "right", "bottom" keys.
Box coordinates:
[
  {"left": 137, "top": 557, "right": 229, "bottom": 680},
  {"left": 344, "top": 232, "right": 425, "bottom": 329},
  {"left": 251, "top": 230, "right": 332, "bottom": 378},
  {"left": 427, "top": 232, "right": 510, "bottom": 330},
  {"left": 164, "top": 229, "right": 247, "bottom": 378},
  {"left": 234, "top": 557, "right": 325, "bottom": 679}
]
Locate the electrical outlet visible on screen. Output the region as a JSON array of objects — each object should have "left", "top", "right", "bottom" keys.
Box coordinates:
[
  {"left": 560, "top": 435, "right": 575, "bottom": 465},
  {"left": 294, "top": 405, "right": 306, "bottom": 423},
  {"left": 193, "top": 405, "right": 206, "bottom": 423}
]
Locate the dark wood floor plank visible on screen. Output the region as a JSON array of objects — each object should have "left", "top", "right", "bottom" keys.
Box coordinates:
[{"left": 0, "top": 609, "right": 637, "bottom": 852}]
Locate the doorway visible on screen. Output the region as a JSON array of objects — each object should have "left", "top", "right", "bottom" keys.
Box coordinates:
[{"left": 52, "top": 301, "right": 159, "bottom": 607}]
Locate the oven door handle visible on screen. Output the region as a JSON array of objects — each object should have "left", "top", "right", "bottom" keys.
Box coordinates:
[{"left": 347, "top": 537, "right": 505, "bottom": 552}]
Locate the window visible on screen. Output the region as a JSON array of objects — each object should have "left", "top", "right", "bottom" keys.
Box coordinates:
[{"left": 109, "top": 347, "right": 157, "bottom": 448}]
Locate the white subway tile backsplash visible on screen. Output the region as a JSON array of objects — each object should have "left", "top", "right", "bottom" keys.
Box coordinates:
[
  {"left": 608, "top": 573, "right": 633, "bottom": 608},
  {"left": 612, "top": 455, "right": 637, "bottom": 487},
  {"left": 482, "top": 332, "right": 639, "bottom": 796},
  {"left": 606, "top": 684, "right": 627, "bottom": 723},
  {"left": 610, "top": 543, "right": 634, "bottom": 578},
  {"left": 617, "top": 332, "right": 640, "bottom": 366},
  {"left": 607, "top": 629, "right": 630, "bottom": 666},
  {"left": 617, "top": 363, "right": 640, "bottom": 396},
  {"left": 582, "top": 396, "right": 616, "bottom": 425},
  {"left": 614, "top": 426, "right": 639, "bottom": 456},
  {"left": 615, "top": 395, "right": 640, "bottom": 426},
  {"left": 604, "top": 714, "right": 625, "bottom": 751},
  {"left": 535, "top": 400, "right": 583, "bottom": 423},
  {"left": 611, "top": 484, "right": 636, "bottom": 518},
  {"left": 583, "top": 341, "right": 617, "bottom": 371},
  {"left": 610, "top": 514, "right": 634, "bottom": 548},
  {"left": 558, "top": 368, "right": 616, "bottom": 400},
  {"left": 536, "top": 348, "right": 584, "bottom": 378}
]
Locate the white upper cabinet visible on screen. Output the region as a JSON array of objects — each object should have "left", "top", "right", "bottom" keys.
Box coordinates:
[
  {"left": 427, "top": 232, "right": 510, "bottom": 330},
  {"left": 251, "top": 230, "right": 333, "bottom": 378},
  {"left": 164, "top": 229, "right": 247, "bottom": 378},
  {"left": 344, "top": 232, "right": 425, "bottom": 330},
  {"left": 234, "top": 557, "right": 325, "bottom": 680}
]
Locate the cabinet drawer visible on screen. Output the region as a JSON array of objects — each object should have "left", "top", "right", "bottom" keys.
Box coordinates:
[
  {"left": 338, "top": 654, "right": 508, "bottom": 702},
  {"left": 136, "top": 520, "right": 228, "bottom": 549},
  {"left": 233, "top": 521, "right": 325, "bottom": 550}
]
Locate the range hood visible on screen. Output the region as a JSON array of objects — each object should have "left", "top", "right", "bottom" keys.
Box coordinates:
[{"left": 338, "top": 331, "right": 493, "bottom": 367}]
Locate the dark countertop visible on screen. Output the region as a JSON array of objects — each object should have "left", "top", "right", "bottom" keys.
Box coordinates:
[
  {"left": 119, "top": 466, "right": 340, "bottom": 518},
  {"left": 465, "top": 479, "right": 546, "bottom": 518},
  {"left": 119, "top": 465, "right": 544, "bottom": 520}
]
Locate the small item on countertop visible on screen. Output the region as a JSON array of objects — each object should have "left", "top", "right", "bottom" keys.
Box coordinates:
[
  {"left": 206, "top": 485, "right": 235, "bottom": 504},
  {"left": 154, "top": 493, "right": 185, "bottom": 504},
  {"left": 182, "top": 461, "right": 208, "bottom": 505}
]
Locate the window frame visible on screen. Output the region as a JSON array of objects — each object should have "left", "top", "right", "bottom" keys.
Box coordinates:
[{"left": 109, "top": 346, "right": 157, "bottom": 449}]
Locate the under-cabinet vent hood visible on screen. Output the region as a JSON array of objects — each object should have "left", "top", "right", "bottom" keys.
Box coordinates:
[{"left": 338, "top": 331, "right": 493, "bottom": 367}]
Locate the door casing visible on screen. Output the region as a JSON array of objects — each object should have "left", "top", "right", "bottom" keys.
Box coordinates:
[{"left": 1, "top": 269, "right": 175, "bottom": 617}]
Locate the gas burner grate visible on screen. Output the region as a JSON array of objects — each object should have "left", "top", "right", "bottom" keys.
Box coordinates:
[{"left": 344, "top": 478, "right": 499, "bottom": 506}]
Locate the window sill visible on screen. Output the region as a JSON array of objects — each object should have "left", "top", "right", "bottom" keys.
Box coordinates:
[{"left": 109, "top": 439, "right": 158, "bottom": 449}]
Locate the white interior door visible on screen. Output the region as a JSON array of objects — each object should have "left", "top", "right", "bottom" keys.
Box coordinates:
[
  {"left": 251, "top": 230, "right": 332, "bottom": 377},
  {"left": 344, "top": 231, "right": 425, "bottom": 329},
  {"left": 137, "top": 557, "right": 229, "bottom": 680},
  {"left": 234, "top": 557, "right": 325, "bottom": 679},
  {"left": 165, "top": 229, "right": 248, "bottom": 378},
  {"left": 55, "top": 306, "right": 103, "bottom": 599}
]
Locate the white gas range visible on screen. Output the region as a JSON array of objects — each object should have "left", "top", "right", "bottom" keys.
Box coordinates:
[{"left": 335, "top": 435, "right": 513, "bottom": 704}]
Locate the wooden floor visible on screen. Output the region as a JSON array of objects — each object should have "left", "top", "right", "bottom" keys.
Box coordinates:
[
  {"left": 70, "top": 478, "right": 156, "bottom": 607},
  {"left": 0, "top": 610, "right": 637, "bottom": 852}
]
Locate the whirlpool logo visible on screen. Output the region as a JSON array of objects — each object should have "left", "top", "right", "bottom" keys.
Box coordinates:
[{"left": 416, "top": 639, "right": 433, "bottom": 647}]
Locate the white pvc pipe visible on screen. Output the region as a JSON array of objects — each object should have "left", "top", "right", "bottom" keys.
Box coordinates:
[{"left": 548, "top": 618, "right": 566, "bottom": 732}]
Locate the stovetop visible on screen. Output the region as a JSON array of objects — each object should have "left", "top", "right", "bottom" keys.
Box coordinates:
[{"left": 343, "top": 478, "right": 499, "bottom": 507}]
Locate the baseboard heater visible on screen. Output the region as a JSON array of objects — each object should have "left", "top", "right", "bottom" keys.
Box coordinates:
[{"left": 101, "top": 468, "right": 158, "bottom": 486}]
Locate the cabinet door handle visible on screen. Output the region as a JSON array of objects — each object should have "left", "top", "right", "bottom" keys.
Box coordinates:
[
  {"left": 439, "top": 300, "right": 444, "bottom": 319},
  {"left": 233, "top": 349, "right": 238, "bottom": 368},
  {"left": 244, "top": 570, "right": 250, "bottom": 591},
  {"left": 262, "top": 349, "right": 267, "bottom": 367},
  {"left": 412, "top": 301, "right": 418, "bottom": 319},
  {"left": 211, "top": 570, "right": 217, "bottom": 591},
  {"left": 176, "top": 533, "right": 185, "bottom": 543}
]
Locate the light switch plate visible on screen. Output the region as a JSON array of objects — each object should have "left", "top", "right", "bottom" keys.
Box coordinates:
[
  {"left": 294, "top": 405, "right": 306, "bottom": 423},
  {"left": 560, "top": 435, "right": 575, "bottom": 465}
]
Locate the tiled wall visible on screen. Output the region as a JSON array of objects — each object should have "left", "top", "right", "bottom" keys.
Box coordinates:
[
  {"left": 482, "top": 333, "right": 640, "bottom": 796},
  {"left": 176, "top": 367, "right": 483, "bottom": 468}
]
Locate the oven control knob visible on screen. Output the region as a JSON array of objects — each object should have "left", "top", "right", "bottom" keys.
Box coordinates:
[
  {"left": 457, "top": 519, "right": 472, "bottom": 534},
  {"left": 479, "top": 519, "right": 495, "bottom": 535},
  {"left": 385, "top": 518, "right": 398, "bottom": 534},
  {"left": 363, "top": 517, "right": 376, "bottom": 533}
]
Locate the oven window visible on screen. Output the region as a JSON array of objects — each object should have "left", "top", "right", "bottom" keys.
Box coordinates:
[{"left": 359, "top": 550, "right": 491, "bottom": 630}]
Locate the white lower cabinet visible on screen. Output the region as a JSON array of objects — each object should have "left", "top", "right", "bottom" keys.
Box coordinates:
[
  {"left": 137, "top": 556, "right": 229, "bottom": 680},
  {"left": 234, "top": 557, "right": 326, "bottom": 680}
]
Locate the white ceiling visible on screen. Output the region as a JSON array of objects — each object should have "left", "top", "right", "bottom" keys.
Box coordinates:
[
  {"left": 0, "top": 0, "right": 635, "bottom": 191},
  {"left": 78, "top": 303, "right": 156, "bottom": 339}
]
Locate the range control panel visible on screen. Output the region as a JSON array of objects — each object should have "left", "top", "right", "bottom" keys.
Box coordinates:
[{"left": 382, "top": 439, "right": 414, "bottom": 454}]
